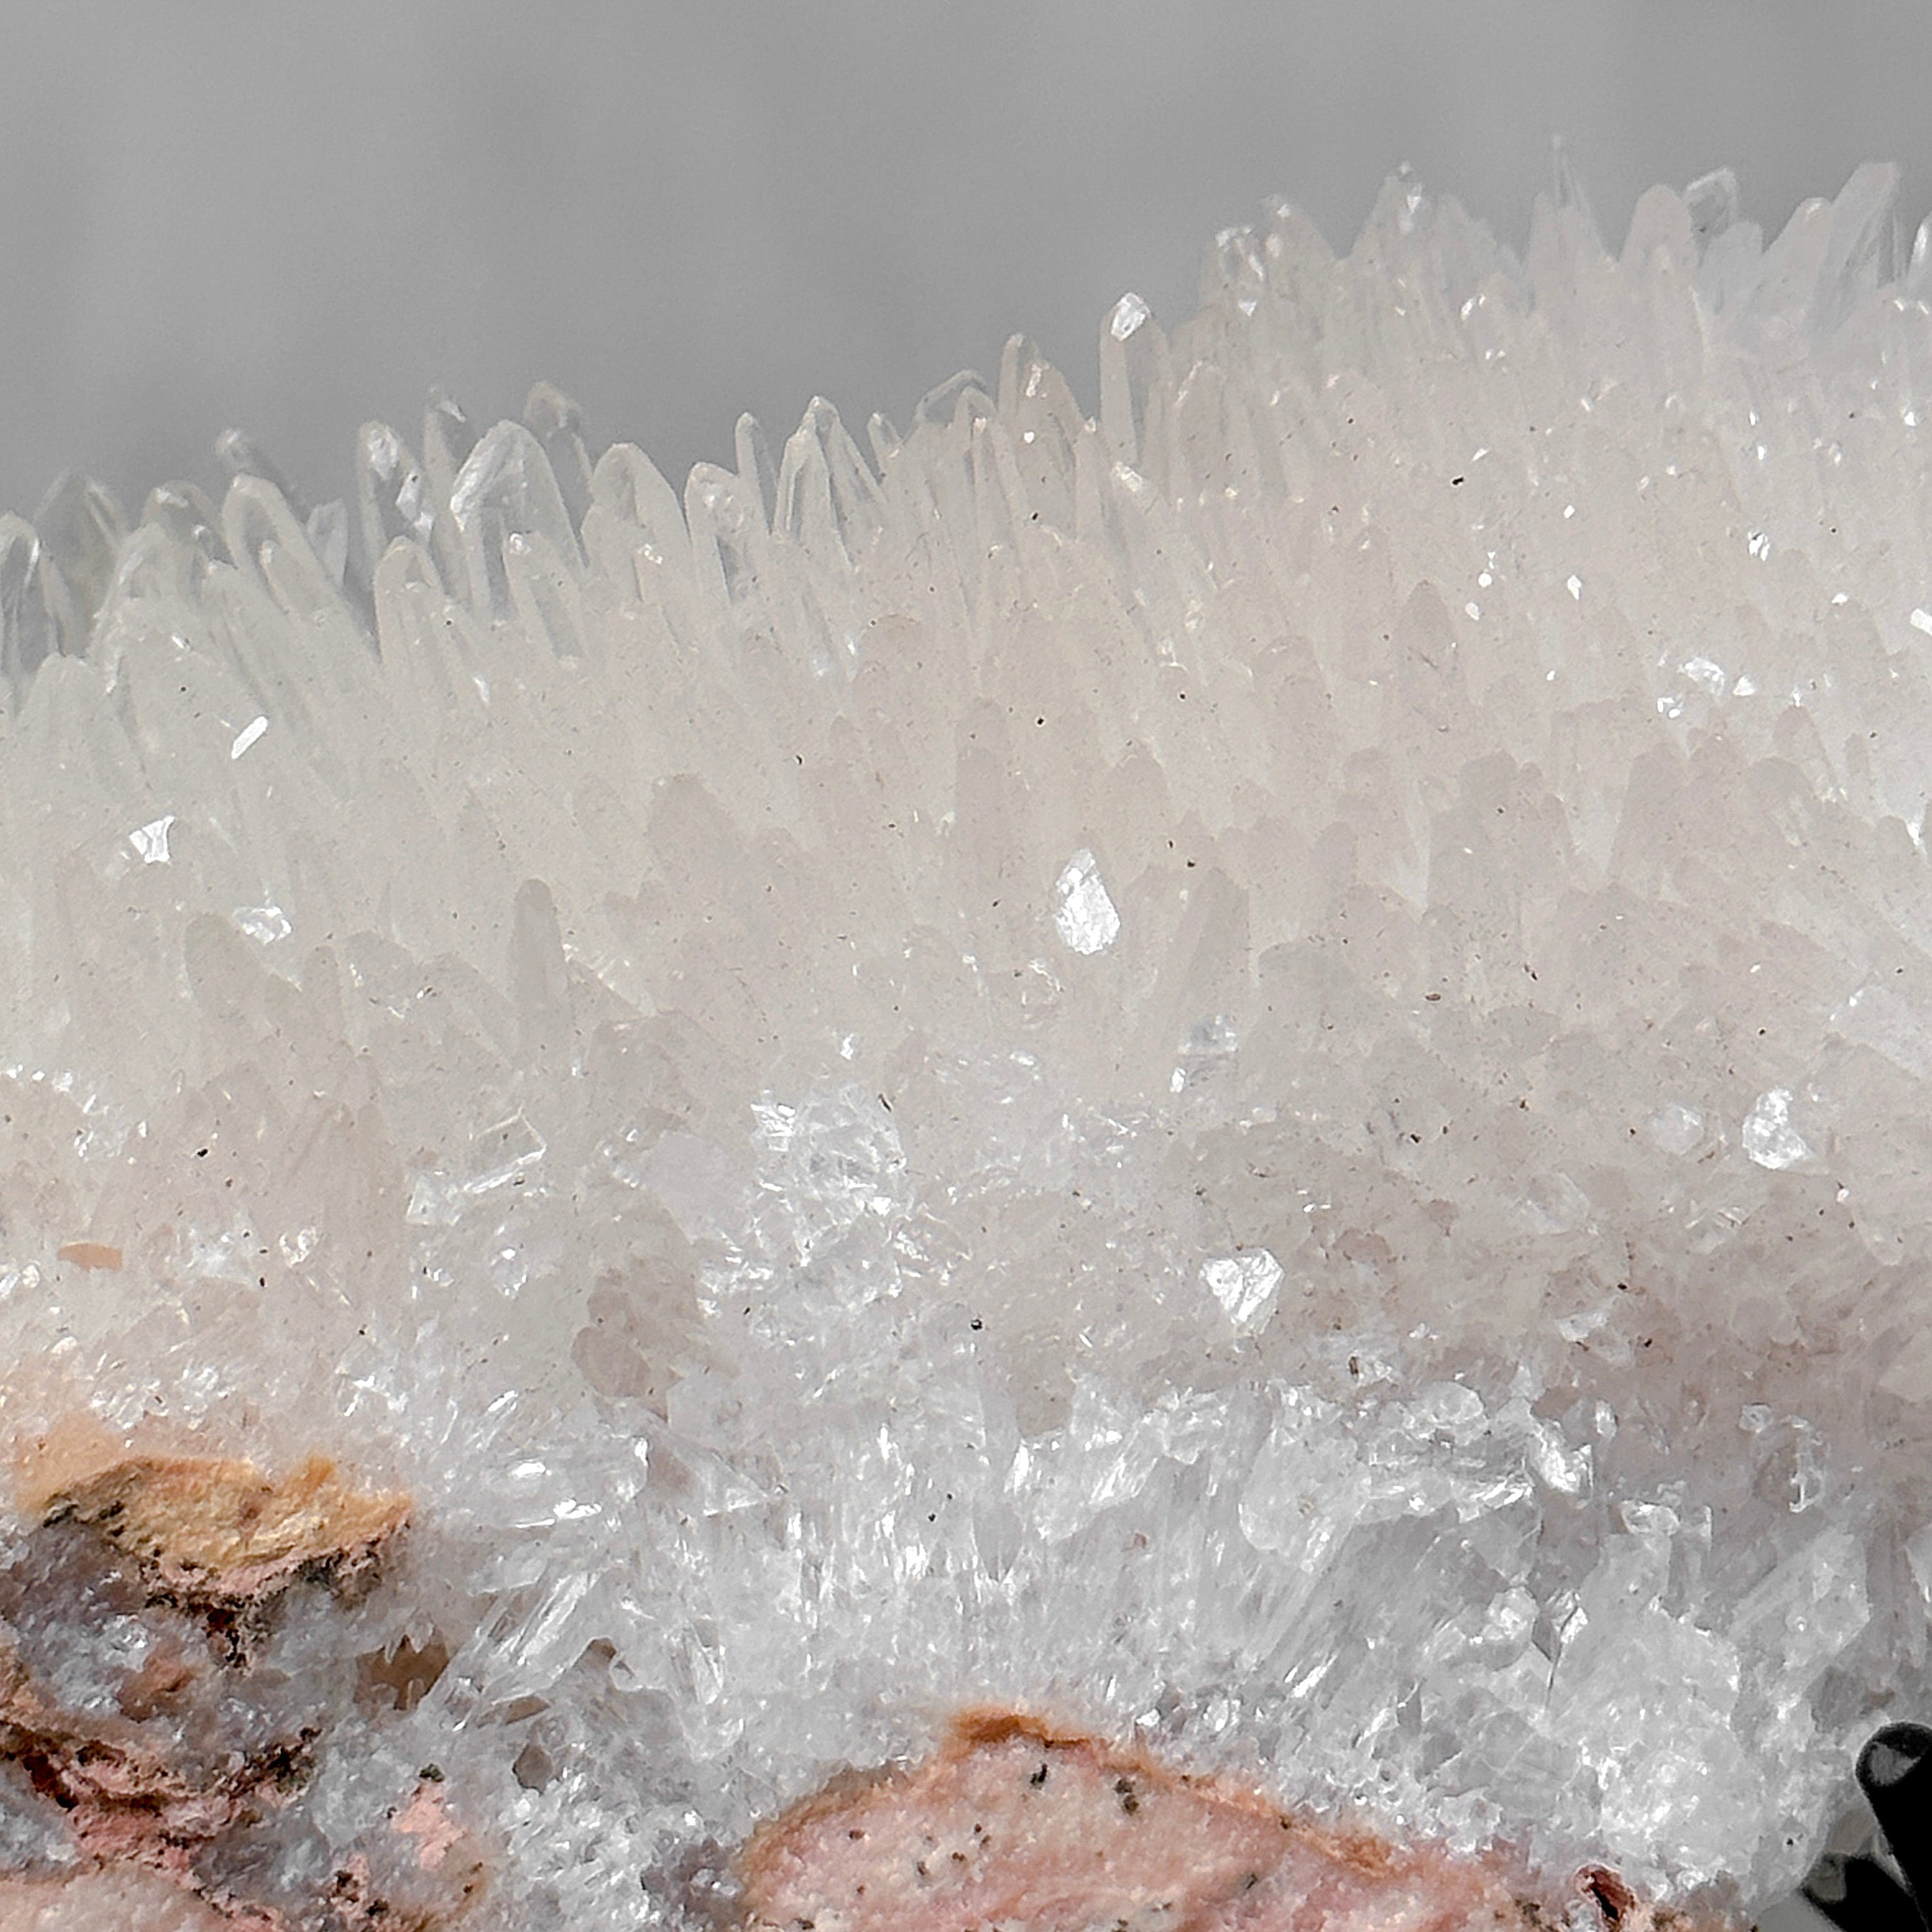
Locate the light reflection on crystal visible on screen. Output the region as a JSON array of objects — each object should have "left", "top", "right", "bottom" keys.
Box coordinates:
[
  {"left": 1742, "top": 1089, "right": 1813, "bottom": 1170},
  {"left": 1052, "top": 849, "right": 1121, "bottom": 955},
  {"left": 126, "top": 815, "right": 175, "bottom": 864},
  {"left": 1200, "top": 1250, "right": 1282, "bottom": 1330}
]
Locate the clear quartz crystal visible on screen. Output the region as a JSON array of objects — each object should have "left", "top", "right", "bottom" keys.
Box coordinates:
[{"left": 5, "top": 163, "right": 1932, "bottom": 1926}]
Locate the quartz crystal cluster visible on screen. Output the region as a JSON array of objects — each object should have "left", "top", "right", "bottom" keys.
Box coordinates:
[{"left": 2, "top": 162, "right": 1930, "bottom": 1926}]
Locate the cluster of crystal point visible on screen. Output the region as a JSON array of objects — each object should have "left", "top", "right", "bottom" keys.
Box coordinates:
[{"left": 2, "top": 160, "right": 1931, "bottom": 1925}]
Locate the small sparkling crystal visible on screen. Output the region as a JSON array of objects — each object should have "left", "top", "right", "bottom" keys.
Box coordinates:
[{"left": 1052, "top": 849, "right": 1121, "bottom": 955}]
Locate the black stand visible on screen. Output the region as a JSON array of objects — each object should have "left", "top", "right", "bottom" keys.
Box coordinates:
[{"left": 1802, "top": 1726, "right": 1932, "bottom": 1932}]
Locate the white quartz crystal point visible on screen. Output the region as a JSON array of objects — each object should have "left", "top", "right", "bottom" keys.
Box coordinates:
[
  {"left": 0, "top": 515, "right": 58, "bottom": 687},
  {"left": 523, "top": 378, "right": 595, "bottom": 527},
  {"left": 10, "top": 164, "right": 1932, "bottom": 1924},
  {"left": 449, "top": 418, "right": 583, "bottom": 620},
  {"left": 774, "top": 395, "right": 887, "bottom": 571},
  {"left": 357, "top": 419, "right": 435, "bottom": 569},
  {"left": 1100, "top": 290, "right": 1166, "bottom": 468},
  {"left": 217, "top": 423, "right": 310, "bottom": 515},
  {"left": 33, "top": 469, "right": 125, "bottom": 648}
]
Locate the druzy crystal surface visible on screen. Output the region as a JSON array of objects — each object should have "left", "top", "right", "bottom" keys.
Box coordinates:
[{"left": 1, "top": 164, "right": 1930, "bottom": 1924}]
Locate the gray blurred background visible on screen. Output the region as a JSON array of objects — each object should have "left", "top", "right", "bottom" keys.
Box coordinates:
[{"left": 4, "top": 0, "right": 1930, "bottom": 523}]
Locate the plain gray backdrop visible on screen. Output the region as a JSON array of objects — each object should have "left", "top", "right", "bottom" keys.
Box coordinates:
[{"left": 5, "top": 1, "right": 1930, "bottom": 524}]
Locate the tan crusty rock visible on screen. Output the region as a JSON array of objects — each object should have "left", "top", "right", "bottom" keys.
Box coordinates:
[{"left": 20, "top": 1442, "right": 408, "bottom": 1614}]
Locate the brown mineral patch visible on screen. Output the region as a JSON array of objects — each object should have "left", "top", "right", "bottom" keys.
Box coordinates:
[
  {"left": 1577, "top": 1865, "right": 1696, "bottom": 1932},
  {"left": 357, "top": 1631, "right": 451, "bottom": 1713},
  {"left": 21, "top": 1448, "right": 408, "bottom": 1617},
  {"left": 0, "top": 1634, "right": 315, "bottom": 1877},
  {"left": 116, "top": 1644, "right": 198, "bottom": 1722},
  {"left": 1582, "top": 1865, "right": 1639, "bottom": 1926},
  {"left": 52, "top": 1242, "right": 122, "bottom": 1271}
]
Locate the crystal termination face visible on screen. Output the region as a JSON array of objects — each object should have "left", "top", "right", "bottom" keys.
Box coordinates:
[{"left": 0, "top": 163, "right": 1927, "bottom": 1925}]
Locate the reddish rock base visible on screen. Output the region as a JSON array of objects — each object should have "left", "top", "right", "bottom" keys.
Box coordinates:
[
  {"left": 738, "top": 1711, "right": 1718, "bottom": 1932},
  {"left": 0, "top": 1435, "right": 483, "bottom": 1930}
]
